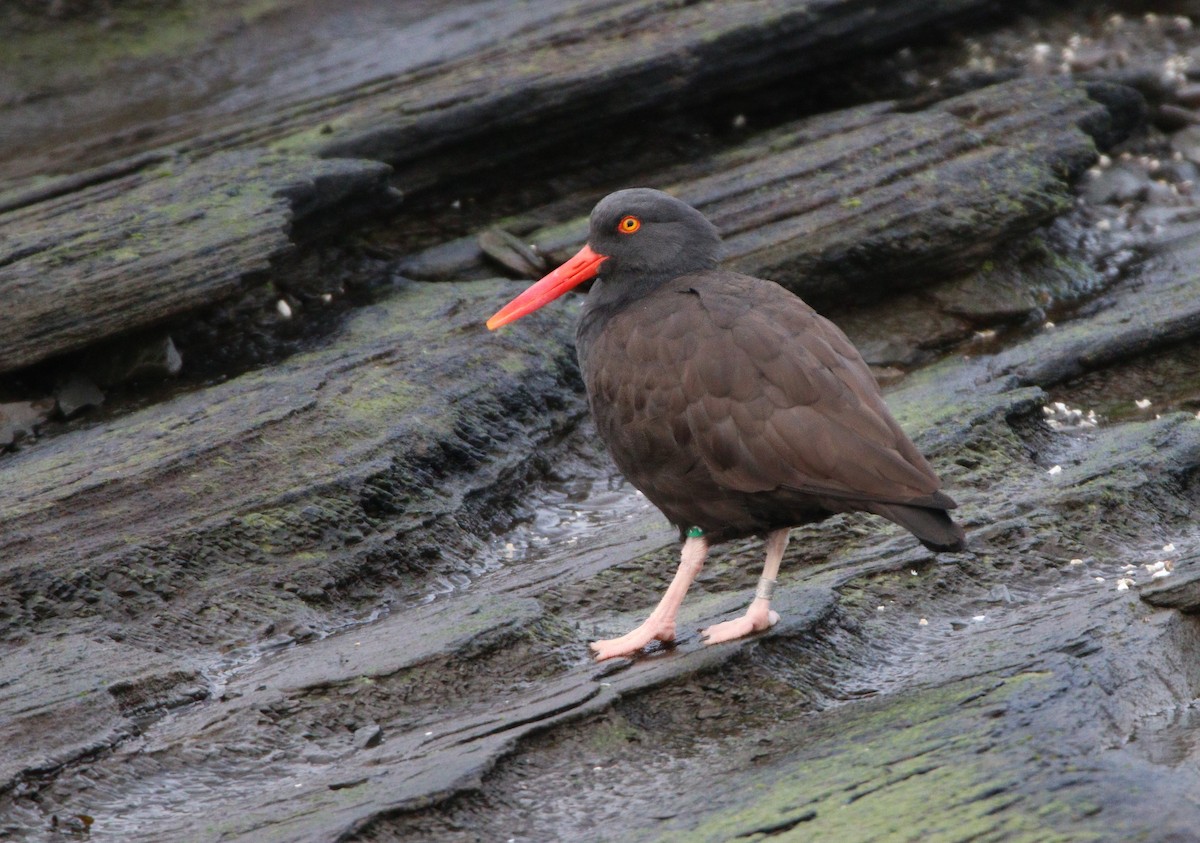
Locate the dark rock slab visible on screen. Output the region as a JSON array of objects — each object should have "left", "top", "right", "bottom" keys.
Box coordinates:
[
  {"left": 5, "top": 4, "right": 1200, "bottom": 841},
  {"left": 0, "top": 1, "right": 1019, "bottom": 190},
  {"left": 0, "top": 634, "right": 204, "bottom": 788},
  {"left": 4, "top": 239, "right": 1200, "bottom": 842},
  {"left": 0, "top": 151, "right": 393, "bottom": 375},
  {"left": 0, "top": 279, "right": 577, "bottom": 635},
  {"left": 1140, "top": 555, "right": 1200, "bottom": 612},
  {"left": 711, "top": 78, "right": 1114, "bottom": 299},
  {"left": 82, "top": 335, "right": 182, "bottom": 388},
  {"left": 645, "top": 605, "right": 1200, "bottom": 843},
  {"left": 988, "top": 217, "right": 1200, "bottom": 388},
  {"left": 12, "top": 232, "right": 1200, "bottom": 838},
  {"left": 0, "top": 275, "right": 584, "bottom": 837},
  {"left": 309, "top": 0, "right": 1016, "bottom": 180},
  {"left": 342, "top": 162, "right": 1200, "bottom": 840},
  {"left": 403, "top": 78, "right": 1130, "bottom": 304},
  {"left": 0, "top": 2, "right": 1128, "bottom": 389},
  {"left": 356, "top": 367, "right": 1200, "bottom": 841}
]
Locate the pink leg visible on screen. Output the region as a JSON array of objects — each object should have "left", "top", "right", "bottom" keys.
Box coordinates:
[
  {"left": 590, "top": 535, "right": 708, "bottom": 661},
  {"left": 702, "top": 528, "right": 788, "bottom": 645}
]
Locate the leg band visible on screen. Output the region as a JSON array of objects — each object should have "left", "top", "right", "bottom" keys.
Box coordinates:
[{"left": 755, "top": 576, "right": 777, "bottom": 601}]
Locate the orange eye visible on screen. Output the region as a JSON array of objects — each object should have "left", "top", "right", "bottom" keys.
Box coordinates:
[{"left": 618, "top": 215, "right": 641, "bottom": 234}]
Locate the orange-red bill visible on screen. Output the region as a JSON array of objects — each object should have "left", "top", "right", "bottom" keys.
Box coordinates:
[{"left": 486, "top": 244, "right": 608, "bottom": 330}]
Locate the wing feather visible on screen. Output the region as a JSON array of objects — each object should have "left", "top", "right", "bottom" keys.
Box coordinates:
[
  {"left": 582, "top": 270, "right": 950, "bottom": 534},
  {"left": 679, "top": 272, "right": 942, "bottom": 504}
]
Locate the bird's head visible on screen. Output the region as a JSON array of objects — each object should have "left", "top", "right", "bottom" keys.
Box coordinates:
[{"left": 486, "top": 188, "right": 721, "bottom": 330}]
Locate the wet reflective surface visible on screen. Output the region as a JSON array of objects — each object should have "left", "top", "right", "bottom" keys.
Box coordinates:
[{"left": 0, "top": 0, "right": 569, "bottom": 180}]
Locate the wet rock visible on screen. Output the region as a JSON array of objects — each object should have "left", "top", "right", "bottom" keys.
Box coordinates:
[
  {"left": 935, "top": 265, "right": 1042, "bottom": 322},
  {"left": 835, "top": 297, "right": 970, "bottom": 368},
  {"left": 1157, "top": 157, "right": 1199, "bottom": 186},
  {"left": 1175, "top": 82, "right": 1200, "bottom": 108},
  {"left": 353, "top": 723, "right": 383, "bottom": 749},
  {"left": 395, "top": 238, "right": 485, "bottom": 282},
  {"left": 1154, "top": 103, "right": 1199, "bottom": 131},
  {"left": 4, "top": 3, "right": 1200, "bottom": 842},
  {"left": 934, "top": 233, "right": 1103, "bottom": 323},
  {"left": 107, "top": 670, "right": 209, "bottom": 717},
  {"left": 0, "top": 399, "right": 54, "bottom": 448},
  {"left": 1171, "top": 124, "right": 1200, "bottom": 164},
  {"left": 0, "top": 277, "right": 579, "bottom": 646},
  {"left": 408, "top": 78, "right": 1136, "bottom": 303},
  {"left": 701, "top": 77, "right": 1123, "bottom": 301},
  {"left": 0, "top": 634, "right": 207, "bottom": 788},
  {"left": 54, "top": 372, "right": 105, "bottom": 418},
  {"left": 85, "top": 336, "right": 182, "bottom": 386},
  {"left": 478, "top": 228, "right": 547, "bottom": 278},
  {"left": 0, "top": 152, "right": 393, "bottom": 375},
  {"left": 1085, "top": 163, "right": 1151, "bottom": 205},
  {"left": 317, "top": 0, "right": 1035, "bottom": 178},
  {"left": 1139, "top": 555, "right": 1200, "bottom": 612}
]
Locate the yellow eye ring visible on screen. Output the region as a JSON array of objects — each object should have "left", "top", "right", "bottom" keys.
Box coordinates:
[{"left": 618, "top": 215, "right": 641, "bottom": 234}]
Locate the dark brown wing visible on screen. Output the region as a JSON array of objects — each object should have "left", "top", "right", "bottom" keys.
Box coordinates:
[
  {"left": 592, "top": 270, "right": 948, "bottom": 505},
  {"left": 678, "top": 270, "right": 948, "bottom": 506}
]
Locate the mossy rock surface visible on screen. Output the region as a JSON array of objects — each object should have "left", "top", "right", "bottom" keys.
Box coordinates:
[{"left": 4, "top": 3, "right": 1200, "bottom": 842}]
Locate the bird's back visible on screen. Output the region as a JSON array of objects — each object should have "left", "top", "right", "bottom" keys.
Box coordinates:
[{"left": 580, "top": 269, "right": 963, "bottom": 548}]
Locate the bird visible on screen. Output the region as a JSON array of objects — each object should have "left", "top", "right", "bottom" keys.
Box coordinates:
[{"left": 486, "top": 188, "right": 965, "bottom": 661}]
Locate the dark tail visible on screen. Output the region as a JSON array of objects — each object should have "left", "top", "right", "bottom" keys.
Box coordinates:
[{"left": 867, "top": 502, "right": 967, "bottom": 552}]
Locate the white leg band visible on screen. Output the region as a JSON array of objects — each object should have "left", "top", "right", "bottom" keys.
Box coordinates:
[{"left": 755, "top": 577, "right": 777, "bottom": 601}]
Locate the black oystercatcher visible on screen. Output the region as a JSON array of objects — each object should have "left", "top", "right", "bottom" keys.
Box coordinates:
[{"left": 487, "top": 188, "right": 965, "bottom": 661}]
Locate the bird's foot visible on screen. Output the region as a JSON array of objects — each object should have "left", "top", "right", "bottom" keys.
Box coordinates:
[
  {"left": 701, "top": 603, "right": 779, "bottom": 645},
  {"left": 590, "top": 618, "right": 676, "bottom": 661}
]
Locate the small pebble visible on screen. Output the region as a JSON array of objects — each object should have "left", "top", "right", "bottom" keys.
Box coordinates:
[
  {"left": 1069, "top": 558, "right": 1084, "bottom": 566},
  {"left": 1047, "top": 465, "right": 1063, "bottom": 476},
  {"left": 1135, "top": 398, "right": 1152, "bottom": 409},
  {"left": 353, "top": 723, "right": 383, "bottom": 749},
  {"left": 1163, "top": 543, "right": 1176, "bottom": 553},
  {"left": 1116, "top": 578, "right": 1134, "bottom": 592},
  {"left": 1152, "top": 569, "right": 1172, "bottom": 580},
  {"left": 972, "top": 615, "right": 986, "bottom": 622},
  {"left": 918, "top": 618, "right": 929, "bottom": 626},
  {"left": 877, "top": 606, "right": 885, "bottom": 612},
  {"left": 276, "top": 299, "right": 292, "bottom": 319},
  {"left": 1094, "top": 576, "right": 1106, "bottom": 583}
]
